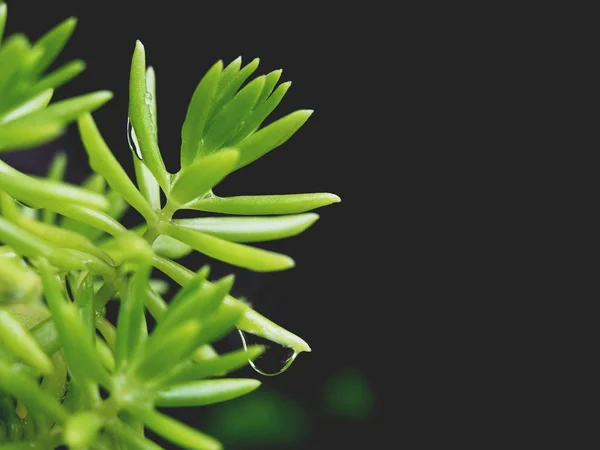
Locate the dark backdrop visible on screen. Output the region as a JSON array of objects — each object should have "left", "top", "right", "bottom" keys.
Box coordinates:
[{"left": 2, "top": 1, "right": 410, "bottom": 448}]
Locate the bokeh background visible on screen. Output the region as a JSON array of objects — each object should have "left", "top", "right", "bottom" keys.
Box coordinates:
[{"left": 2, "top": 1, "right": 394, "bottom": 448}]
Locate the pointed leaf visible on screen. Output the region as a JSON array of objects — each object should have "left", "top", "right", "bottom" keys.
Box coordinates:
[
  {"left": 227, "top": 81, "right": 291, "bottom": 145},
  {"left": 0, "top": 88, "right": 53, "bottom": 124},
  {"left": 0, "top": 3, "right": 6, "bottom": 46},
  {"left": 115, "top": 264, "right": 151, "bottom": 371},
  {"left": 64, "top": 411, "right": 104, "bottom": 449},
  {"left": 0, "top": 310, "right": 53, "bottom": 374},
  {"left": 180, "top": 60, "right": 222, "bottom": 167},
  {"left": 78, "top": 113, "right": 155, "bottom": 221},
  {"left": 155, "top": 378, "right": 260, "bottom": 407},
  {"left": 187, "top": 192, "right": 341, "bottom": 215},
  {"left": 128, "top": 406, "right": 222, "bottom": 450},
  {"left": 193, "top": 300, "right": 248, "bottom": 348},
  {"left": 234, "top": 109, "right": 312, "bottom": 170},
  {"left": 165, "top": 223, "right": 294, "bottom": 272},
  {"left": 0, "top": 159, "right": 109, "bottom": 210},
  {"left": 31, "top": 59, "right": 85, "bottom": 93},
  {"left": 146, "top": 66, "right": 157, "bottom": 130},
  {"left": 74, "top": 273, "right": 95, "bottom": 338},
  {"left": 199, "top": 75, "right": 265, "bottom": 155},
  {"left": 152, "top": 234, "right": 192, "bottom": 259},
  {"left": 256, "top": 69, "right": 283, "bottom": 106},
  {"left": 0, "top": 359, "right": 68, "bottom": 423},
  {"left": 42, "top": 151, "right": 67, "bottom": 224},
  {"left": 14, "top": 91, "right": 113, "bottom": 127},
  {"left": 31, "top": 17, "right": 77, "bottom": 75},
  {"left": 169, "top": 345, "right": 264, "bottom": 383},
  {"left": 129, "top": 41, "right": 168, "bottom": 189},
  {"left": 106, "top": 420, "right": 164, "bottom": 450},
  {"left": 174, "top": 213, "right": 319, "bottom": 242},
  {"left": 212, "top": 57, "right": 260, "bottom": 114},
  {"left": 0, "top": 121, "right": 62, "bottom": 151},
  {"left": 170, "top": 148, "right": 239, "bottom": 206}
]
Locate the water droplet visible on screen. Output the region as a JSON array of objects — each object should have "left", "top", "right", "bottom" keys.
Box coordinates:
[
  {"left": 126, "top": 118, "right": 143, "bottom": 160},
  {"left": 144, "top": 92, "right": 153, "bottom": 104},
  {"left": 238, "top": 329, "right": 298, "bottom": 376}
]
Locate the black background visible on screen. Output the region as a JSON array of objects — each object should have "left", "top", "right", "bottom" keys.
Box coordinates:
[{"left": 2, "top": 1, "right": 424, "bottom": 448}]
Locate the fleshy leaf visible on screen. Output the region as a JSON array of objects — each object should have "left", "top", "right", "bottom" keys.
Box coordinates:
[
  {"left": 0, "top": 88, "right": 53, "bottom": 124},
  {"left": 170, "top": 148, "right": 239, "bottom": 207},
  {"left": 173, "top": 213, "right": 319, "bottom": 242},
  {"left": 78, "top": 113, "right": 155, "bottom": 221},
  {"left": 180, "top": 60, "right": 222, "bottom": 167},
  {"left": 234, "top": 109, "right": 312, "bottom": 170},
  {"left": 186, "top": 192, "right": 341, "bottom": 215},
  {"left": 0, "top": 121, "right": 63, "bottom": 151},
  {"left": 30, "top": 16, "right": 77, "bottom": 75},
  {"left": 31, "top": 59, "right": 86, "bottom": 94},
  {"left": 41, "top": 151, "right": 67, "bottom": 224},
  {"left": 165, "top": 223, "right": 294, "bottom": 272},
  {"left": 152, "top": 234, "right": 192, "bottom": 259},
  {"left": 155, "top": 379, "right": 260, "bottom": 407},
  {"left": 129, "top": 40, "right": 168, "bottom": 189}
]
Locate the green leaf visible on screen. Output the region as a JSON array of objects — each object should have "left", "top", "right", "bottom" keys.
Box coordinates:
[
  {"left": 165, "top": 223, "right": 294, "bottom": 272},
  {"left": 0, "top": 216, "right": 86, "bottom": 270},
  {"left": 57, "top": 203, "right": 127, "bottom": 237},
  {"left": 133, "top": 320, "right": 202, "bottom": 382},
  {"left": 0, "top": 310, "right": 54, "bottom": 374},
  {"left": 198, "top": 75, "right": 265, "bottom": 155},
  {"left": 64, "top": 411, "right": 105, "bottom": 450},
  {"left": 180, "top": 60, "right": 222, "bottom": 167},
  {"left": 0, "top": 159, "right": 109, "bottom": 210},
  {"left": 152, "top": 234, "right": 192, "bottom": 259},
  {"left": 31, "top": 16, "right": 77, "bottom": 75},
  {"left": 227, "top": 81, "right": 291, "bottom": 146},
  {"left": 256, "top": 69, "right": 283, "bottom": 107},
  {"left": 14, "top": 91, "right": 113, "bottom": 127},
  {"left": 186, "top": 192, "right": 341, "bottom": 215},
  {"left": 0, "top": 359, "right": 68, "bottom": 423},
  {"left": 212, "top": 57, "right": 260, "bottom": 115},
  {"left": 0, "top": 88, "right": 53, "bottom": 124},
  {"left": 74, "top": 273, "right": 95, "bottom": 338},
  {"left": 129, "top": 41, "right": 168, "bottom": 189},
  {"left": 169, "top": 345, "right": 264, "bottom": 383},
  {"left": 115, "top": 265, "right": 151, "bottom": 371},
  {"left": 78, "top": 113, "right": 156, "bottom": 221},
  {"left": 170, "top": 149, "right": 239, "bottom": 206},
  {"left": 193, "top": 300, "right": 248, "bottom": 349},
  {"left": 38, "top": 260, "right": 112, "bottom": 387},
  {"left": 106, "top": 420, "right": 165, "bottom": 450},
  {"left": 0, "top": 121, "right": 63, "bottom": 151},
  {"left": 155, "top": 378, "right": 260, "bottom": 407},
  {"left": 128, "top": 406, "right": 222, "bottom": 450},
  {"left": 31, "top": 59, "right": 86, "bottom": 94},
  {"left": 42, "top": 151, "right": 67, "bottom": 224},
  {"left": 234, "top": 109, "right": 312, "bottom": 170},
  {"left": 146, "top": 66, "right": 157, "bottom": 130},
  {"left": 0, "top": 2, "right": 6, "bottom": 47},
  {"left": 173, "top": 213, "right": 319, "bottom": 242},
  {"left": 151, "top": 274, "right": 233, "bottom": 345}
]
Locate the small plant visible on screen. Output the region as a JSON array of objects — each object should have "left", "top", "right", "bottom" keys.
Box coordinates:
[{"left": 0, "top": 3, "right": 339, "bottom": 449}]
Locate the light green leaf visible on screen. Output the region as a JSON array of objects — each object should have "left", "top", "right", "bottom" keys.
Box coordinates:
[
  {"left": 0, "top": 2, "right": 6, "bottom": 47},
  {"left": 31, "top": 16, "right": 77, "bottom": 75},
  {"left": 0, "top": 121, "right": 63, "bottom": 151},
  {"left": 115, "top": 265, "right": 151, "bottom": 371},
  {"left": 127, "top": 406, "right": 222, "bottom": 450},
  {"left": 152, "top": 234, "right": 192, "bottom": 259},
  {"left": 0, "top": 358, "right": 68, "bottom": 424},
  {"left": 64, "top": 411, "right": 104, "bottom": 449},
  {"left": 14, "top": 91, "right": 113, "bottom": 127},
  {"left": 0, "top": 159, "right": 108, "bottom": 210},
  {"left": 234, "top": 109, "right": 312, "bottom": 170},
  {"left": 173, "top": 213, "right": 319, "bottom": 242},
  {"left": 198, "top": 75, "right": 265, "bottom": 155},
  {"left": 255, "top": 69, "right": 283, "bottom": 107},
  {"left": 129, "top": 40, "right": 168, "bottom": 189},
  {"left": 41, "top": 151, "right": 67, "bottom": 224},
  {"left": 57, "top": 203, "right": 127, "bottom": 237},
  {"left": 170, "top": 148, "right": 238, "bottom": 206},
  {"left": 165, "top": 223, "right": 294, "bottom": 272},
  {"left": 0, "top": 88, "right": 53, "bottom": 124},
  {"left": 106, "top": 420, "right": 164, "bottom": 450},
  {"left": 78, "top": 113, "right": 155, "bottom": 221},
  {"left": 0, "top": 310, "right": 53, "bottom": 374},
  {"left": 213, "top": 57, "right": 260, "bottom": 114},
  {"left": 193, "top": 299, "right": 248, "bottom": 349},
  {"left": 180, "top": 60, "right": 222, "bottom": 167},
  {"left": 155, "top": 379, "right": 260, "bottom": 407},
  {"left": 169, "top": 345, "right": 264, "bottom": 383},
  {"left": 187, "top": 192, "right": 341, "bottom": 215},
  {"left": 31, "top": 59, "right": 86, "bottom": 94},
  {"left": 227, "top": 81, "right": 291, "bottom": 146}
]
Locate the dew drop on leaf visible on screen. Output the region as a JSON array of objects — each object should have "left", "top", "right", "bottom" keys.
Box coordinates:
[
  {"left": 238, "top": 329, "right": 298, "bottom": 376},
  {"left": 126, "top": 118, "right": 143, "bottom": 160}
]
